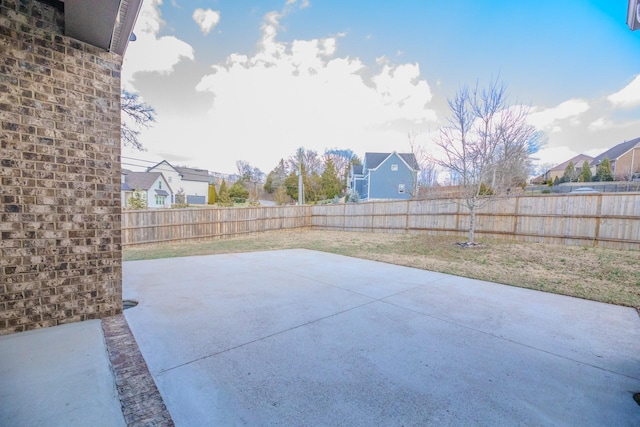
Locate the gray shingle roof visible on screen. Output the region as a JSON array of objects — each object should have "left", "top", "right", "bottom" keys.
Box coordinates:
[
  {"left": 591, "top": 137, "right": 640, "bottom": 165},
  {"left": 550, "top": 154, "right": 594, "bottom": 172},
  {"left": 398, "top": 153, "right": 420, "bottom": 170},
  {"left": 147, "top": 160, "right": 210, "bottom": 183},
  {"left": 125, "top": 172, "right": 162, "bottom": 191},
  {"left": 364, "top": 152, "right": 419, "bottom": 171},
  {"left": 174, "top": 166, "right": 210, "bottom": 182}
]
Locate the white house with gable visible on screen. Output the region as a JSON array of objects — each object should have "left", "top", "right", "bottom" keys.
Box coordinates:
[
  {"left": 122, "top": 170, "right": 173, "bottom": 209},
  {"left": 146, "top": 160, "right": 210, "bottom": 204}
]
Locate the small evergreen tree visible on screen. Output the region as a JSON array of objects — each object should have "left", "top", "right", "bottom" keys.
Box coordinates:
[
  {"left": 274, "top": 185, "right": 290, "bottom": 205},
  {"left": 580, "top": 161, "right": 592, "bottom": 182},
  {"left": 553, "top": 176, "right": 560, "bottom": 186},
  {"left": 321, "top": 158, "right": 343, "bottom": 200},
  {"left": 208, "top": 184, "right": 217, "bottom": 205},
  {"left": 562, "top": 161, "right": 577, "bottom": 183},
  {"left": 216, "top": 191, "right": 233, "bottom": 207},
  {"left": 228, "top": 181, "right": 249, "bottom": 202},
  {"left": 128, "top": 189, "right": 148, "bottom": 210},
  {"left": 264, "top": 159, "right": 287, "bottom": 194},
  {"left": 284, "top": 172, "right": 298, "bottom": 201},
  {"left": 173, "top": 188, "right": 188, "bottom": 208},
  {"left": 595, "top": 158, "right": 613, "bottom": 182},
  {"left": 216, "top": 180, "right": 233, "bottom": 206}
]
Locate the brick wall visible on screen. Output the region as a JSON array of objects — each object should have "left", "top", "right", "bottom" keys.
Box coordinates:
[{"left": 1, "top": 0, "right": 123, "bottom": 334}]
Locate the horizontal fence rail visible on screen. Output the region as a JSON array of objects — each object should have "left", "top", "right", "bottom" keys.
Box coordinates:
[
  {"left": 121, "top": 205, "right": 312, "bottom": 246},
  {"left": 122, "top": 193, "right": 640, "bottom": 250}
]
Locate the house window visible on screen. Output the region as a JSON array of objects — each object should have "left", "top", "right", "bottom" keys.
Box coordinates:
[
  {"left": 391, "top": 164, "right": 398, "bottom": 171},
  {"left": 155, "top": 195, "right": 165, "bottom": 205},
  {"left": 398, "top": 184, "right": 406, "bottom": 194},
  {"left": 158, "top": 181, "right": 162, "bottom": 189}
]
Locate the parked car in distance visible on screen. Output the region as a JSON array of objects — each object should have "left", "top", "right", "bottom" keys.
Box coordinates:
[{"left": 570, "top": 187, "right": 600, "bottom": 194}]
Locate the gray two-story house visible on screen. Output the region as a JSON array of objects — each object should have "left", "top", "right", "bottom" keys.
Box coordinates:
[{"left": 349, "top": 152, "right": 419, "bottom": 200}]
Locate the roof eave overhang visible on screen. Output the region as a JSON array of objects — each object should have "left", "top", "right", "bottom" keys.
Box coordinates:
[
  {"left": 628, "top": 0, "right": 640, "bottom": 31},
  {"left": 63, "top": 0, "right": 143, "bottom": 55}
]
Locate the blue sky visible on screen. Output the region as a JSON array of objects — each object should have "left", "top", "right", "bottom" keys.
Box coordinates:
[{"left": 122, "top": 0, "right": 640, "bottom": 176}]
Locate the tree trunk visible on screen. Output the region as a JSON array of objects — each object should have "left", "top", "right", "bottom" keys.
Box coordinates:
[{"left": 468, "top": 208, "right": 476, "bottom": 243}]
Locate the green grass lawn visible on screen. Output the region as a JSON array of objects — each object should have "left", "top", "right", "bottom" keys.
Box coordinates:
[{"left": 123, "top": 229, "right": 640, "bottom": 310}]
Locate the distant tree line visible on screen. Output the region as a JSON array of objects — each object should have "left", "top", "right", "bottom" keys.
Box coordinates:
[
  {"left": 263, "top": 148, "right": 361, "bottom": 205},
  {"left": 548, "top": 158, "right": 613, "bottom": 186}
]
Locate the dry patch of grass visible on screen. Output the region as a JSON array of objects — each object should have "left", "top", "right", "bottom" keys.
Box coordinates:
[{"left": 123, "top": 230, "right": 640, "bottom": 309}]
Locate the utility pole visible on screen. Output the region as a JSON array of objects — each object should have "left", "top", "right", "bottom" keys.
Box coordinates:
[{"left": 298, "top": 147, "right": 304, "bottom": 205}]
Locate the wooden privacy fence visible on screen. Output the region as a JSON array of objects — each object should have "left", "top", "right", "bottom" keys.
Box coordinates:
[
  {"left": 121, "top": 205, "right": 311, "bottom": 246},
  {"left": 121, "top": 193, "right": 640, "bottom": 250}
]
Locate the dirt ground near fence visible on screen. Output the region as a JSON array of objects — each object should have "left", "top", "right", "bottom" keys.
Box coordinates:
[{"left": 123, "top": 229, "right": 640, "bottom": 310}]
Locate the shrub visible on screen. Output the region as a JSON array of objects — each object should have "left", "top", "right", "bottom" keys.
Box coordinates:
[
  {"left": 228, "top": 181, "right": 249, "bottom": 200},
  {"left": 216, "top": 191, "right": 234, "bottom": 207},
  {"left": 479, "top": 182, "right": 494, "bottom": 196},
  {"left": 208, "top": 184, "right": 216, "bottom": 204},
  {"left": 128, "top": 189, "right": 147, "bottom": 210},
  {"left": 274, "top": 185, "right": 290, "bottom": 205}
]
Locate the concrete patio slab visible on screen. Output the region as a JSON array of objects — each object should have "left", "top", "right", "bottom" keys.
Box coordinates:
[
  {"left": 0, "top": 320, "right": 126, "bottom": 427},
  {"left": 123, "top": 249, "right": 640, "bottom": 426}
]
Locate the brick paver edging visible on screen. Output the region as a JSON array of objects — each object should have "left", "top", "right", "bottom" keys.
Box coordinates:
[{"left": 102, "top": 315, "right": 175, "bottom": 426}]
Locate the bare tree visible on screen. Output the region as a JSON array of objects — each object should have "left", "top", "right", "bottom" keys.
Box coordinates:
[
  {"left": 407, "top": 130, "right": 439, "bottom": 197},
  {"left": 490, "top": 106, "right": 545, "bottom": 188},
  {"left": 235, "top": 160, "right": 264, "bottom": 200},
  {"left": 431, "top": 80, "right": 542, "bottom": 244},
  {"left": 288, "top": 148, "right": 322, "bottom": 175},
  {"left": 236, "top": 160, "right": 252, "bottom": 180},
  {"left": 121, "top": 90, "right": 155, "bottom": 151}
]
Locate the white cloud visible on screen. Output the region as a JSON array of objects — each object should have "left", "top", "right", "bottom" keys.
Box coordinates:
[
  {"left": 535, "top": 145, "right": 579, "bottom": 167},
  {"left": 286, "top": 0, "right": 310, "bottom": 8},
  {"left": 607, "top": 75, "right": 640, "bottom": 108},
  {"left": 527, "top": 99, "right": 590, "bottom": 130},
  {"left": 191, "top": 7, "right": 436, "bottom": 172},
  {"left": 588, "top": 116, "right": 613, "bottom": 132},
  {"left": 122, "top": 0, "right": 194, "bottom": 89},
  {"left": 192, "top": 8, "right": 220, "bottom": 35}
]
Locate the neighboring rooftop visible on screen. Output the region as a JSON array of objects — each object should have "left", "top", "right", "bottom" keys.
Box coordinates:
[
  {"left": 174, "top": 166, "right": 210, "bottom": 182},
  {"left": 591, "top": 137, "right": 640, "bottom": 165},
  {"left": 550, "top": 154, "right": 594, "bottom": 171},
  {"left": 124, "top": 171, "right": 163, "bottom": 191},
  {"left": 364, "top": 152, "right": 419, "bottom": 171}
]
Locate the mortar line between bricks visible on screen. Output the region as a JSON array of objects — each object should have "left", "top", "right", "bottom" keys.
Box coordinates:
[{"left": 102, "top": 314, "right": 175, "bottom": 427}]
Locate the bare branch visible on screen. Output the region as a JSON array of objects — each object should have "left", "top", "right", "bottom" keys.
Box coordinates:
[
  {"left": 121, "top": 90, "right": 156, "bottom": 151},
  {"left": 429, "top": 79, "right": 545, "bottom": 243}
]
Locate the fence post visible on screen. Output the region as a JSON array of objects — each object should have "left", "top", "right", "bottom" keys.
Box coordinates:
[
  {"left": 343, "top": 202, "right": 347, "bottom": 231},
  {"left": 513, "top": 197, "right": 520, "bottom": 238},
  {"left": 405, "top": 200, "right": 410, "bottom": 233},
  {"left": 593, "top": 194, "right": 603, "bottom": 247}
]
